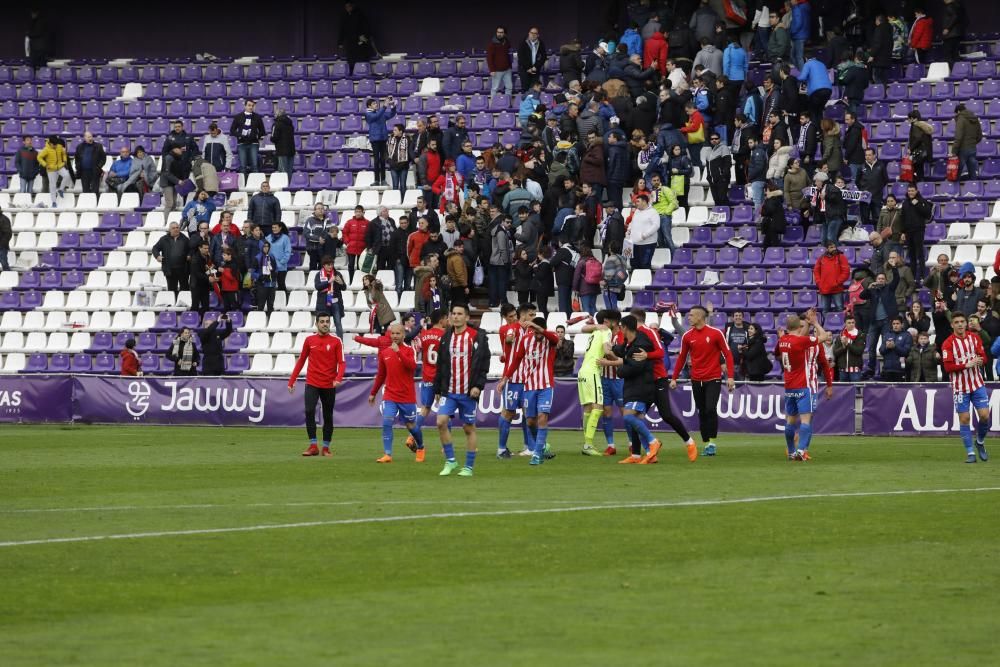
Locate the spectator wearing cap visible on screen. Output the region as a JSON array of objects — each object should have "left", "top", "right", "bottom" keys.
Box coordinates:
[
  {"left": 584, "top": 42, "right": 610, "bottom": 83},
  {"left": 229, "top": 100, "right": 266, "bottom": 175},
  {"left": 601, "top": 199, "right": 626, "bottom": 257},
  {"left": 201, "top": 122, "right": 233, "bottom": 173},
  {"left": 487, "top": 26, "right": 514, "bottom": 96}
]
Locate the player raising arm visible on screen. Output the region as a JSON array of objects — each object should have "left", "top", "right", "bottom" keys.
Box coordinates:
[
  {"left": 369, "top": 323, "right": 424, "bottom": 463},
  {"left": 776, "top": 310, "right": 831, "bottom": 461},
  {"left": 940, "top": 312, "right": 991, "bottom": 463},
  {"left": 408, "top": 309, "right": 448, "bottom": 453},
  {"left": 288, "top": 313, "right": 345, "bottom": 457},
  {"left": 499, "top": 317, "right": 560, "bottom": 465}
]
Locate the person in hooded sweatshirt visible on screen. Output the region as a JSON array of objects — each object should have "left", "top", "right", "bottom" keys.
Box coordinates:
[
  {"left": 643, "top": 30, "right": 668, "bottom": 77},
  {"left": 124, "top": 146, "right": 158, "bottom": 195},
  {"left": 201, "top": 122, "right": 233, "bottom": 174},
  {"left": 692, "top": 38, "right": 723, "bottom": 77},
  {"left": 620, "top": 23, "right": 643, "bottom": 56}
]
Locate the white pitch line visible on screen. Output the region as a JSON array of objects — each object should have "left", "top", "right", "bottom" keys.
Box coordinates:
[
  {"left": 0, "top": 499, "right": 608, "bottom": 514},
  {"left": 2, "top": 486, "right": 999, "bottom": 549}
]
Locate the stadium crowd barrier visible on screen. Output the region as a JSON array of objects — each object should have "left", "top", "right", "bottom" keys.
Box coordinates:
[{"left": 3, "top": 375, "right": 995, "bottom": 436}]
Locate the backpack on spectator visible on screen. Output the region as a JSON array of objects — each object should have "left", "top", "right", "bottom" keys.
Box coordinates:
[
  {"left": 584, "top": 256, "right": 603, "bottom": 284},
  {"left": 603, "top": 254, "right": 628, "bottom": 291}
]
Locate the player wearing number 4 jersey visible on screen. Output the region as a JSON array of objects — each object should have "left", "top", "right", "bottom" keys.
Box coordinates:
[
  {"left": 940, "top": 312, "right": 991, "bottom": 463},
  {"left": 776, "top": 310, "right": 831, "bottom": 461},
  {"left": 369, "top": 323, "right": 425, "bottom": 463},
  {"left": 408, "top": 309, "right": 448, "bottom": 453},
  {"left": 500, "top": 317, "right": 559, "bottom": 465}
]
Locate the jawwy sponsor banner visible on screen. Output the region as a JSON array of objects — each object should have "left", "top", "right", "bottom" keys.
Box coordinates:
[
  {"left": 862, "top": 383, "right": 1000, "bottom": 436},
  {"left": 663, "top": 382, "right": 855, "bottom": 435},
  {"left": 0, "top": 376, "right": 73, "bottom": 423}
]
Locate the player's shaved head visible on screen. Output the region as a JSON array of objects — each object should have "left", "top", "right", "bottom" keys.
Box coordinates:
[
  {"left": 629, "top": 307, "right": 647, "bottom": 319},
  {"left": 786, "top": 315, "right": 801, "bottom": 332},
  {"left": 388, "top": 322, "right": 405, "bottom": 343}
]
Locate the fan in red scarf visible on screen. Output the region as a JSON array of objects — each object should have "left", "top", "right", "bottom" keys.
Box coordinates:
[{"left": 432, "top": 159, "right": 464, "bottom": 212}]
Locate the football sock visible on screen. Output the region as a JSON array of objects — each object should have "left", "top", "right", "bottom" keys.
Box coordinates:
[
  {"left": 535, "top": 427, "right": 548, "bottom": 454},
  {"left": 465, "top": 450, "right": 477, "bottom": 469},
  {"left": 624, "top": 414, "right": 653, "bottom": 449},
  {"left": 784, "top": 422, "right": 796, "bottom": 455},
  {"left": 601, "top": 416, "right": 615, "bottom": 445},
  {"left": 442, "top": 442, "right": 456, "bottom": 461},
  {"left": 309, "top": 437, "right": 317, "bottom": 445},
  {"left": 381, "top": 417, "right": 394, "bottom": 455},
  {"left": 498, "top": 415, "right": 511, "bottom": 451},
  {"left": 408, "top": 425, "right": 424, "bottom": 449},
  {"left": 585, "top": 409, "right": 601, "bottom": 446},
  {"left": 322, "top": 440, "right": 330, "bottom": 449},
  {"left": 976, "top": 420, "right": 989, "bottom": 445},
  {"left": 960, "top": 424, "right": 974, "bottom": 454},
  {"left": 798, "top": 423, "right": 813, "bottom": 451},
  {"left": 415, "top": 412, "right": 425, "bottom": 432},
  {"left": 523, "top": 423, "right": 537, "bottom": 452}
]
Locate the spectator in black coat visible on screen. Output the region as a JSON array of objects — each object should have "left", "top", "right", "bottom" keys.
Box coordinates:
[
  {"left": 868, "top": 14, "right": 893, "bottom": 84},
  {"left": 441, "top": 116, "right": 470, "bottom": 162},
  {"left": 229, "top": 100, "right": 267, "bottom": 175},
  {"left": 623, "top": 54, "right": 658, "bottom": 98},
  {"left": 900, "top": 183, "right": 934, "bottom": 282},
  {"left": 517, "top": 27, "right": 547, "bottom": 92},
  {"left": 743, "top": 323, "right": 772, "bottom": 381},
  {"left": 248, "top": 180, "right": 282, "bottom": 229},
  {"left": 73, "top": 131, "right": 107, "bottom": 195},
  {"left": 858, "top": 147, "right": 889, "bottom": 227},
  {"left": 601, "top": 200, "right": 626, "bottom": 257},
  {"left": 337, "top": 1, "right": 374, "bottom": 74},
  {"left": 199, "top": 316, "right": 233, "bottom": 376},
  {"left": 532, "top": 245, "right": 556, "bottom": 317},
  {"left": 270, "top": 109, "right": 296, "bottom": 178},
  {"left": 151, "top": 222, "right": 190, "bottom": 295},
  {"left": 776, "top": 65, "right": 800, "bottom": 128}
]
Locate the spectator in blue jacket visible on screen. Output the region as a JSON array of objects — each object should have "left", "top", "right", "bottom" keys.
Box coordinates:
[
  {"left": 365, "top": 96, "right": 397, "bottom": 187},
  {"left": 789, "top": 0, "right": 811, "bottom": 69},
  {"left": 620, "top": 23, "right": 643, "bottom": 56},
  {"left": 604, "top": 129, "right": 629, "bottom": 207},
  {"left": 797, "top": 57, "right": 833, "bottom": 123},
  {"left": 518, "top": 81, "right": 542, "bottom": 127},
  {"left": 106, "top": 146, "right": 133, "bottom": 195},
  {"left": 722, "top": 39, "right": 747, "bottom": 95},
  {"left": 878, "top": 316, "right": 912, "bottom": 381},
  {"left": 265, "top": 222, "right": 292, "bottom": 293},
  {"left": 182, "top": 189, "right": 217, "bottom": 233}
]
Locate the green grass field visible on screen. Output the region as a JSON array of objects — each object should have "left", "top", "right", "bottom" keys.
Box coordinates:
[{"left": 1, "top": 425, "right": 998, "bottom": 666}]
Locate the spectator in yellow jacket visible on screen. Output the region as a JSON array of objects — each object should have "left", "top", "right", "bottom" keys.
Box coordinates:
[{"left": 36, "top": 135, "right": 74, "bottom": 203}]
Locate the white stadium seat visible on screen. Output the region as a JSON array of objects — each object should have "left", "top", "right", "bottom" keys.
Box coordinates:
[
  {"left": 265, "top": 311, "right": 291, "bottom": 332},
  {"left": 0, "top": 332, "right": 25, "bottom": 353},
  {"left": 1, "top": 353, "right": 26, "bottom": 374},
  {"left": 244, "top": 332, "right": 271, "bottom": 353},
  {"left": 24, "top": 332, "right": 48, "bottom": 353},
  {"left": 272, "top": 354, "right": 296, "bottom": 375},
  {"left": 86, "top": 311, "right": 112, "bottom": 332},
  {"left": 0, "top": 312, "right": 22, "bottom": 331},
  {"left": 40, "top": 291, "right": 66, "bottom": 311},
  {"left": 42, "top": 311, "right": 67, "bottom": 331},
  {"left": 246, "top": 353, "right": 274, "bottom": 375},
  {"left": 290, "top": 311, "right": 315, "bottom": 332},
  {"left": 86, "top": 290, "right": 110, "bottom": 311},
  {"left": 270, "top": 332, "right": 294, "bottom": 354}
]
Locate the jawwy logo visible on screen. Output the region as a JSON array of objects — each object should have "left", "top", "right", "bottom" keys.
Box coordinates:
[{"left": 125, "top": 381, "right": 151, "bottom": 419}]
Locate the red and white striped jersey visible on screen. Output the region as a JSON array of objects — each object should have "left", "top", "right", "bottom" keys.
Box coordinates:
[
  {"left": 509, "top": 330, "right": 559, "bottom": 391},
  {"left": 411, "top": 327, "right": 444, "bottom": 383},
  {"left": 940, "top": 333, "right": 987, "bottom": 394},
  {"left": 500, "top": 322, "right": 529, "bottom": 383},
  {"left": 446, "top": 326, "right": 481, "bottom": 394},
  {"left": 602, "top": 329, "right": 624, "bottom": 379},
  {"left": 806, "top": 343, "right": 834, "bottom": 395}
]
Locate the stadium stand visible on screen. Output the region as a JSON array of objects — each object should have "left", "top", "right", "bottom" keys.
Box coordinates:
[{"left": 2, "top": 28, "right": 1000, "bottom": 378}]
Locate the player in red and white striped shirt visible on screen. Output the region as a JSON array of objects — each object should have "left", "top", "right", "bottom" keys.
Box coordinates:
[
  {"left": 940, "top": 312, "right": 991, "bottom": 462},
  {"left": 498, "top": 303, "right": 537, "bottom": 457},
  {"left": 500, "top": 317, "right": 559, "bottom": 464},
  {"left": 432, "top": 303, "right": 491, "bottom": 476}
]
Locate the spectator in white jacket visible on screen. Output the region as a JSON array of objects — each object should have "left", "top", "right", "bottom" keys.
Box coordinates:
[
  {"left": 627, "top": 194, "right": 659, "bottom": 270},
  {"left": 201, "top": 122, "right": 233, "bottom": 173}
]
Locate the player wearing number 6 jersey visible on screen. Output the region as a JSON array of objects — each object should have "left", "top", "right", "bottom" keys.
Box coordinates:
[
  {"left": 776, "top": 310, "right": 831, "bottom": 461},
  {"left": 499, "top": 317, "right": 559, "bottom": 466},
  {"left": 369, "top": 323, "right": 424, "bottom": 463},
  {"left": 408, "top": 309, "right": 448, "bottom": 451},
  {"left": 940, "top": 312, "right": 991, "bottom": 463}
]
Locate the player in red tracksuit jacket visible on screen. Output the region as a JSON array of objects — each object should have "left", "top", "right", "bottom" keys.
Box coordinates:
[
  {"left": 369, "top": 323, "right": 425, "bottom": 463},
  {"left": 670, "top": 305, "right": 735, "bottom": 456},
  {"left": 410, "top": 309, "right": 448, "bottom": 439},
  {"left": 288, "top": 313, "right": 345, "bottom": 457}
]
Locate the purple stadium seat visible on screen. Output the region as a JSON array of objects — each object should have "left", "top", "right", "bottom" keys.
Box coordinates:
[
  {"left": 939, "top": 201, "right": 964, "bottom": 221},
  {"left": 157, "top": 333, "right": 175, "bottom": 350},
  {"left": 18, "top": 271, "right": 40, "bottom": 289},
  {"left": 717, "top": 247, "right": 739, "bottom": 264},
  {"left": 675, "top": 268, "right": 697, "bottom": 286},
  {"left": 793, "top": 291, "right": 818, "bottom": 310},
  {"left": 62, "top": 251, "right": 81, "bottom": 269},
  {"left": 789, "top": 268, "right": 812, "bottom": 287},
  {"left": 0, "top": 292, "right": 18, "bottom": 311},
  {"left": 885, "top": 83, "right": 908, "bottom": 101},
  {"left": 49, "top": 353, "right": 71, "bottom": 373},
  {"left": 689, "top": 227, "right": 712, "bottom": 245},
  {"left": 632, "top": 290, "right": 656, "bottom": 310},
  {"left": 651, "top": 269, "right": 673, "bottom": 288},
  {"left": 669, "top": 248, "right": 692, "bottom": 265},
  {"left": 931, "top": 82, "right": 954, "bottom": 100},
  {"left": 804, "top": 226, "right": 823, "bottom": 245},
  {"left": 863, "top": 85, "right": 884, "bottom": 102},
  {"left": 745, "top": 268, "right": 765, "bottom": 285},
  {"left": 823, "top": 312, "right": 845, "bottom": 331},
  {"left": 714, "top": 227, "right": 735, "bottom": 244},
  {"left": 782, "top": 226, "right": 804, "bottom": 244},
  {"left": 747, "top": 290, "right": 770, "bottom": 310},
  {"left": 723, "top": 291, "right": 748, "bottom": 310},
  {"left": 678, "top": 291, "right": 700, "bottom": 310},
  {"left": 345, "top": 354, "right": 364, "bottom": 376},
  {"left": 226, "top": 354, "right": 251, "bottom": 375},
  {"left": 786, "top": 247, "right": 808, "bottom": 265},
  {"left": 24, "top": 354, "right": 48, "bottom": 373},
  {"left": 71, "top": 353, "right": 93, "bottom": 373},
  {"left": 742, "top": 247, "right": 763, "bottom": 264},
  {"left": 981, "top": 160, "right": 1000, "bottom": 179},
  {"left": 978, "top": 141, "right": 999, "bottom": 159},
  {"left": 967, "top": 201, "right": 990, "bottom": 220},
  {"left": 950, "top": 61, "right": 972, "bottom": 79},
  {"left": 397, "top": 79, "right": 419, "bottom": 96},
  {"left": 761, "top": 247, "right": 784, "bottom": 265},
  {"left": 771, "top": 290, "right": 793, "bottom": 310},
  {"left": 225, "top": 332, "right": 248, "bottom": 352}
]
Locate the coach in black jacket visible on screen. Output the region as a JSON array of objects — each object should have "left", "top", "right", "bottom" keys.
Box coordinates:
[{"left": 612, "top": 314, "right": 656, "bottom": 457}]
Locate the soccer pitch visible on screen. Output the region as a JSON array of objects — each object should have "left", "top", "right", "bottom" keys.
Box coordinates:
[{"left": 1, "top": 426, "right": 998, "bottom": 666}]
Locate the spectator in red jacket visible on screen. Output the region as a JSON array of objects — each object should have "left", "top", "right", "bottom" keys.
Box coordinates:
[
  {"left": 909, "top": 8, "right": 934, "bottom": 64},
  {"left": 121, "top": 338, "right": 142, "bottom": 376},
  {"left": 342, "top": 204, "right": 370, "bottom": 281},
  {"left": 643, "top": 30, "right": 668, "bottom": 76},
  {"left": 407, "top": 216, "right": 431, "bottom": 268},
  {"left": 813, "top": 241, "right": 851, "bottom": 312},
  {"left": 210, "top": 210, "right": 241, "bottom": 236},
  {"left": 487, "top": 26, "right": 514, "bottom": 96}
]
